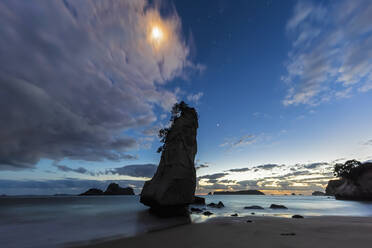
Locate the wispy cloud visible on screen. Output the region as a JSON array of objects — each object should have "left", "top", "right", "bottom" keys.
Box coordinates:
[
  {"left": 282, "top": 0, "right": 372, "bottom": 106},
  {"left": 220, "top": 134, "right": 257, "bottom": 149},
  {"left": 187, "top": 92, "right": 204, "bottom": 104}
]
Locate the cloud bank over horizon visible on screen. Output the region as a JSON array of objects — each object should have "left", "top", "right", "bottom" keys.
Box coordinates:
[{"left": 0, "top": 0, "right": 199, "bottom": 170}]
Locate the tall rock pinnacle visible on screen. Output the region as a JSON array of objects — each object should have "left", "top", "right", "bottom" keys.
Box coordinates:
[{"left": 140, "top": 101, "right": 198, "bottom": 216}]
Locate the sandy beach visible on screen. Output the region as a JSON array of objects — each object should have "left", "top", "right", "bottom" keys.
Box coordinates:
[{"left": 71, "top": 216, "right": 372, "bottom": 248}]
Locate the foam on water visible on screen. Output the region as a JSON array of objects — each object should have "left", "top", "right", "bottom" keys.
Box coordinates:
[{"left": 1, "top": 195, "right": 372, "bottom": 248}]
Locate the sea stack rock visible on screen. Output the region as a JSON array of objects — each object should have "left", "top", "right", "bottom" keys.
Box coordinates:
[{"left": 140, "top": 102, "right": 198, "bottom": 217}]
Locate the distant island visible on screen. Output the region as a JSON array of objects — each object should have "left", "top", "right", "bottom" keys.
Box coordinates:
[
  {"left": 80, "top": 183, "right": 134, "bottom": 196},
  {"left": 213, "top": 190, "right": 264, "bottom": 195}
]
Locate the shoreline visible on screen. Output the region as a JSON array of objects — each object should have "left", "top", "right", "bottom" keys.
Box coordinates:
[{"left": 70, "top": 215, "right": 372, "bottom": 248}]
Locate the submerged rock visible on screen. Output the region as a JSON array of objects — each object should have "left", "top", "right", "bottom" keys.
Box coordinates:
[
  {"left": 231, "top": 213, "right": 238, "bottom": 217},
  {"left": 207, "top": 201, "right": 224, "bottom": 208},
  {"left": 203, "top": 211, "right": 214, "bottom": 216},
  {"left": 140, "top": 102, "right": 198, "bottom": 216},
  {"left": 270, "top": 204, "right": 288, "bottom": 209},
  {"left": 292, "top": 215, "right": 304, "bottom": 218},
  {"left": 244, "top": 205, "right": 264, "bottom": 210}
]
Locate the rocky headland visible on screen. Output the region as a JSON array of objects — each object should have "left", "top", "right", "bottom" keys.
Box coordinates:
[{"left": 325, "top": 160, "right": 372, "bottom": 201}]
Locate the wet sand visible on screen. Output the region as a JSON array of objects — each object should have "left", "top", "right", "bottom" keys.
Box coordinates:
[{"left": 71, "top": 216, "right": 372, "bottom": 248}]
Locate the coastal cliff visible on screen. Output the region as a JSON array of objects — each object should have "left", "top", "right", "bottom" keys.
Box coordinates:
[
  {"left": 326, "top": 161, "right": 372, "bottom": 200},
  {"left": 140, "top": 102, "right": 198, "bottom": 216}
]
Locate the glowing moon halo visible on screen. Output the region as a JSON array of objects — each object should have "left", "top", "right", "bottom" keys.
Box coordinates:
[{"left": 150, "top": 26, "right": 164, "bottom": 46}]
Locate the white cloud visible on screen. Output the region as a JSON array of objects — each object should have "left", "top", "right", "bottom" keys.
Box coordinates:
[
  {"left": 0, "top": 0, "right": 198, "bottom": 169},
  {"left": 187, "top": 92, "right": 204, "bottom": 104},
  {"left": 283, "top": 0, "right": 372, "bottom": 106}
]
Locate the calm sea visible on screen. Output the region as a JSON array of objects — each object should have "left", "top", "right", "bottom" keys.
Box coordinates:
[{"left": 1, "top": 195, "right": 372, "bottom": 248}]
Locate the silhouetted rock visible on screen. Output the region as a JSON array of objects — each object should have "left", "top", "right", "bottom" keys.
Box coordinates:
[
  {"left": 213, "top": 190, "right": 264, "bottom": 195},
  {"left": 80, "top": 188, "right": 104, "bottom": 195},
  {"left": 203, "top": 211, "right": 213, "bottom": 216},
  {"left": 326, "top": 179, "right": 345, "bottom": 195},
  {"left": 291, "top": 193, "right": 296, "bottom": 195},
  {"left": 312, "top": 191, "right": 325, "bottom": 196},
  {"left": 190, "top": 207, "right": 203, "bottom": 213},
  {"left": 244, "top": 205, "right": 264, "bottom": 209},
  {"left": 208, "top": 192, "right": 213, "bottom": 195},
  {"left": 140, "top": 102, "right": 198, "bottom": 216},
  {"left": 104, "top": 183, "right": 134, "bottom": 195},
  {"left": 80, "top": 183, "right": 134, "bottom": 196},
  {"left": 207, "top": 201, "right": 224, "bottom": 208},
  {"left": 270, "top": 204, "right": 288, "bottom": 209},
  {"left": 292, "top": 215, "right": 304, "bottom": 218},
  {"left": 281, "top": 233, "right": 296, "bottom": 236},
  {"left": 194, "top": 196, "right": 205, "bottom": 205},
  {"left": 327, "top": 162, "right": 372, "bottom": 200},
  {"left": 231, "top": 213, "right": 238, "bottom": 217}
]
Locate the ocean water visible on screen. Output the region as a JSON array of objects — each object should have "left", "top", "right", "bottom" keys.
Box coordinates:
[{"left": 1, "top": 195, "right": 372, "bottom": 248}]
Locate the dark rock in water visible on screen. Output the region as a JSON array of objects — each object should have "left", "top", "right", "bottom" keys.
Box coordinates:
[
  {"left": 231, "top": 213, "right": 238, "bottom": 217},
  {"left": 281, "top": 233, "right": 296, "bottom": 236},
  {"left": 194, "top": 196, "right": 205, "bottom": 205},
  {"left": 246, "top": 220, "right": 253, "bottom": 223},
  {"left": 312, "top": 191, "right": 326, "bottom": 196},
  {"left": 207, "top": 201, "right": 224, "bottom": 208},
  {"left": 270, "top": 204, "right": 288, "bottom": 209},
  {"left": 213, "top": 190, "right": 264, "bottom": 195},
  {"left": 208, "top": 192, "right": 213, "bottom": 195},
  {"left": 291, "top": 193, "right": 296, "bottom": 196},
  {"left": 292, "top": 215, "right": 304, "bottom": 218},
  {"left": 326, "top": 179, "right": 345, "bottom": 196},
  {"left": 80, "top": 188, "right": 104, "bottom": 195},
  {"left": 244, "top": 205, "right": 264, "bottom": 210},
  {"left": 203, "top": 211, "right": 213, "bottom": 216},
  {"left": 251, "top": 212, "right": 255, "bottom": 215},
  {"left": 190, "top": 207, "right": 203, "bottom": 213},
  {"left": 104, "top": 183, "right": 134, "bottom": 195},
  {"left": 140, "top": 102, "right": 198, "bottom": 216}
]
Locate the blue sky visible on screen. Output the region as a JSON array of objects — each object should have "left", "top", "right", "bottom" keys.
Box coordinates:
[{"left": 1, "top": 0, "right": 372, "bottom": 195}]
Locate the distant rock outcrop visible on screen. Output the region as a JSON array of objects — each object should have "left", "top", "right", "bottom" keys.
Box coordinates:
[
  {"left": 312, "top": 191, "right": 326, "bottom": 196},
  {"left": 80, "top": 183, "right": 134, "bottom": 196},
  {"left": 140, "top": 102, "right": 198, "bottom": 216},
  {"left": 326, "top": 162, "right": 372, "bottom": 200},
  {"left": 213, "top": 190, "right": 264, "bottom": 195},
  {"left": 80, "top": 188, "right": 104, "bottom": 195},
  {"left": 104, "top": 183, "right": 134, "bottom": 195}
]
